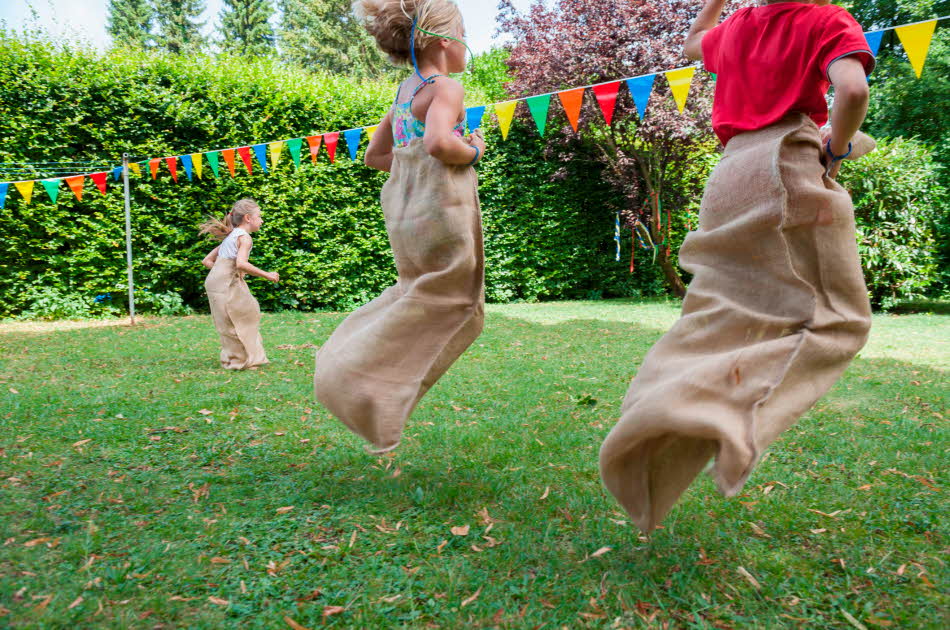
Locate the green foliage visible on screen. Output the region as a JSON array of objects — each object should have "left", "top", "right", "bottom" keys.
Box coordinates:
[
  {"left": 107, "top": 0, "right": 155, "bottom": 49},
  {"left": 466, "top": 48, "right": 514, "bottom": 104},
  {"left": 153, "top": 0, "right": 207, "bottom": 54},
  {"left": 837, "top": 138, "right": 947, "bottom": 309},
  {"left": 219, "top": 0, "right": 276, "bottom": 57},
  {"left": 0, "top": 33, "right": 649, "bottom": 319}
]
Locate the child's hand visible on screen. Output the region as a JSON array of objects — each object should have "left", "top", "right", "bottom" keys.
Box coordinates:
[
  {"left": 467, "top": 129, "right": 486, "bottom": 161},
  {"left": 267, "top": 272, "right": 280, "bottom": 283}
]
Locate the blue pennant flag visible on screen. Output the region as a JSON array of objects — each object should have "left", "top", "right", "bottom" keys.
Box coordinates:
[
  {"left": 180, "top": 154, "right": 194, "bottom": 181},
  {"left": 0, "top": 183, "right": 7, "bottom": 209},
  {"left": 112, "top": 166, "right": 122, "bottom": 181},
  {"left": 626, "top": 75, "right": 657, "bottom": 120},
  {"left": 865, "top": 30, "right": 884, "bottom": 57},
  {"left": 466, "top": 106, "right": 486, "bottom": 133},
  {"left": 343, "top": 128, "right": 362, "bottom": 161},
  {"left": 252, "top": 144, "right": 268, "bottom": 173}
]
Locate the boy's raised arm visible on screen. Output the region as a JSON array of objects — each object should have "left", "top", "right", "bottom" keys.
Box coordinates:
[{"left": 684, "top": 0, "right": 728, "bottom": 61}]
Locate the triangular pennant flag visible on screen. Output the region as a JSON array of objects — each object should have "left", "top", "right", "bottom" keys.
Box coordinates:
[
  {"left": 190, "top": 153, "right": 203, "bottom": 179},
  {"left": 592, "top": 82, "right": 621, "bottom": 125},
  {"left": 324, "top": 132, "right": 339, "bottom": 163},
  {"left": 237, "top": 147, "right": 253, "bottom": 174},
  {"left": 286, "top": 138, "right": 302, "bottom": 168},
  {"left": 149, "top": 158, "right": 160, "bottom": 179},
  {"left": 557, "top": 88, "right": 584, "bottom": 132},
  {"left": 895, "top": 20, "right": 936, "bottom": 78},
  {"left": 165, "top": 156, "right": 178, "bottom": 182},
  {"left": 180, "top": 154, "right": 194, "bottom": 181},
  {"left": 343, "top": 129, "right": 362, "bottom": 161},
  {"left": 65, "top": 175, "right": 84, "bottom": 201},
  {"left": 864, "top": 30, "right": 884, "bottom": 57},
  {"left": 222, "top": 149, "right": 237, "bottom": 176},
  {"left": 526, "top": 94, "right": 551, "bottom": 137},
  {"left": 626, "top": 75, "right": 657, "bottom": 120},
  {"left": 665, "top": 67, "right": 696, "bottom": 113},
  {"left": 128, "top": 162, "right": 141, "bottom": 176},
  {"left": 41, "top": 179, "right": 60, "bottom": 204},
  {"left": 269, "top": 141, "right": 284, "bottom": 170},
  {"left": 466, "top": 106, "right": 486, "bottom": 133},
  {"left": 494, "top": 101, "right": 518, "bottom": 140},
  {"left": 206, "top": 151, "right": 220, "bottom": 178},
  {"left": 112, "top": 166, "right": 123, "bottom": 181},
  {"left": 252, "top": 144, "right": 268, "bottom": 173},
  {"left": 90, "top": 172, "right": 107, "bottom": 194},
  {"left": 15, "top": 180, "right": 34, "bottom": 205},
  {"left": 0, "top": 183, "right": 7, "bottom": 209},
  {"left": 306, "top": 135, "right": 323, "bottom": 164},
  {"left": 364, "top": 126, "right": 379, "bottom": 141}
]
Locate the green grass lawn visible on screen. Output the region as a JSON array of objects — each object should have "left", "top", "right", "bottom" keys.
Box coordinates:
[{"left": 0, "top": 300, "right": 946, "bottom": 629}]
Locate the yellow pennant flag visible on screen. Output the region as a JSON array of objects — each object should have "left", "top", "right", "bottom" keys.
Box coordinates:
[
  {"left": 128, "top": 162, "right": 141, "bottom": 176},
  {"left": 15, "top": 180, "right": 34, "bottom": 205},
  {"left": 190, "top": 153, "right": 203, "bottom": 179},
  {"left": 665, "top": 67, "right": 695, "bottom": 113},
  {"left": 494, "top": 101, "right": 518, "bottom": 140},
  {"left": 895, "top": 20, "right": 937, "bottom": 78},
  {"left": 269, "top": 141, "right": 284, "bottom": 170},
  {"left": 365, "top": 125, "right": 379, "bottom": 140}
]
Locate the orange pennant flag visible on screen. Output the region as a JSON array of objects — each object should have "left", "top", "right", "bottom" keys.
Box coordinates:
[
  {"left": 65, "top": 175, "right": 84, "bottom": 201},
  {"left": 306, "top": 135, "right": 323, "bottom": 164},
  {"left": 557, "top": 88, "right": 585, "bottom": 132},
  {"left": 165, "top": 156, "right": 178, "bottom": 182},
  {"left": 149, "top": 158, "right": 160, "bottom": 179},
  {"left": 222, "top": 149, "right": 237, "bottom": 177}
]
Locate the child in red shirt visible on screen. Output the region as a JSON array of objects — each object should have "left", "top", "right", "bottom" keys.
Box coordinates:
[{"left": 600, "top": 0, "right": 876, "bottom": 533}]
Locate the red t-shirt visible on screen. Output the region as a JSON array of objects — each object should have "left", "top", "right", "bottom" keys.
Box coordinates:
[{"left": 702, "top": 2, "right": 875, "bottom": 146}]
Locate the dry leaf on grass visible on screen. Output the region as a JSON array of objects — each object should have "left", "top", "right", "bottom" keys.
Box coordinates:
[
  {"left": 68, "top": 596, "right": 83, "bottom": 610},
  {"left": 841, "top": 609, "right": 869, "bottom": 630},
  {"left": 322, "top": 605, "right": 345, "bottom": 619},
  {"left": 72, "top": 439, "right": 92, "bottom": 448},
  {"left": 198, "top": 409, "right": 214, "bottom": 416},
  {"left": 450, "top": 525, "right": 470, "bottom": 536},
  {"left": 33, "top": 595, "right": 52, "bottom": 612},
  {"left": 208, "top": 596, "right": 230, "bottom": 606},
  {"left": 210, "top": 557, "right": 230, "bottom": 564},
  {"left": 737, "top": 566, "right": 761, "bottom": 590},
  {"left": 23, "top": 537, "right": 52, "bottom": 547},
  {"left": 284, "top": 616, "right": 311, "bottom": 630},
  {"left": 276, "top": 506, "right": 294, "bottom": 514},
  {"left": 461, "top": 586, "right": 482, "bottom": 607},
  {"left": 539, "top": 486, "right": 550, "bottom": 500}
]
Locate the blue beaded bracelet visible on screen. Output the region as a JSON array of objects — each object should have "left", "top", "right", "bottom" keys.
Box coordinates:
[
  {"left": 467, "top": 145, "right": 480, "bottom": 166},
  {"left": 826, "top": 139, "right": 853, "bottom": 163}
]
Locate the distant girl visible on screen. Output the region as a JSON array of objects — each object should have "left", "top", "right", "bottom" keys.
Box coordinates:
[
  {"left": 313, "top": 0, "right": 486, "bottom": 454},
  {"left": 200, "top": 198, "right": 279, "bottom": 370}
]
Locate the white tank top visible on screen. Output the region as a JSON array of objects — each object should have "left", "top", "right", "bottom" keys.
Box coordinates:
[{"left": 219, "top": 228, "right": 250, "bottom": 260}]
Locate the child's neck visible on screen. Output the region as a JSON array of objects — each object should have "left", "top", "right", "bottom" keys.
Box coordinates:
[{"left": 415, "top": 55, "right": 450, "bottom": 79}]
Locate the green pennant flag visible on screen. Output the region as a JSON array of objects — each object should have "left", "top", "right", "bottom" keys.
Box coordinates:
[
  {"left": 206, "top": 151, "right": 220, "bottom": 178},
  {"left": 41, "top": 179, "right": 60, "bottom": 204},
  {"left": 287, "top": 138, "right": 303, "bottom": 168},
  {"left": 526, "top": 94, "right": 551, "bottom": 137}
]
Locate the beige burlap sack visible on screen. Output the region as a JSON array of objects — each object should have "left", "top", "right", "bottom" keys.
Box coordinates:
[
  {"left": 205, "top": 257, "right": 268, "bottom": 370},
  {"left": 600, "top": 114, "right": 873, "bottom": 532},
  {"left": 314, "top": 139, "right": 485, "bottom": 452}
]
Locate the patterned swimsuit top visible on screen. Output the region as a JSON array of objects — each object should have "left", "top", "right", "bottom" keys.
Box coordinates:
[{"left": 392, "top": 74, "right": 465, "bottom": 149}]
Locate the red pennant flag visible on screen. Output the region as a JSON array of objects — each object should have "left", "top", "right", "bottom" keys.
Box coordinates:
[
  {"left": 65, "top": 175, "right": 84, "bottom": 201},
  {"left": 592, "top": 81, "right": 621, "bottom": 126},
  {"left": 165, "top": 157, "right": 178, "bottom": 182},
  {"left": 237, "top": 147, "right": 253, "bottom": 174},
  {"left": 306, "top": 135, "right": 323, "bottom": 164},
  {"left": 222, "top": 149, "right": 237, "bottom": 177},
  {"left": 557, "top": 88, "right": 585, "bottom": 132},
  {"left": 324, "top": 132, "right": 339, "bottom": 163},
  {"left": 149, "top": 158, "right": 160, "bottom": 179},
  {"left": 90, "top": 171, "right": 108, "bottom": 195}
]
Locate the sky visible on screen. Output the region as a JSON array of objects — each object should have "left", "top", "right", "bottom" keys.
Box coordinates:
[{"left": 0, "top": 0, "right": 539, "bottom": 54}]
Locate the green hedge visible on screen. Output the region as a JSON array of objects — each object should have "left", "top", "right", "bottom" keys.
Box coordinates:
[{"left": 0, "top": 34, "right": 661, "bottom": 318}]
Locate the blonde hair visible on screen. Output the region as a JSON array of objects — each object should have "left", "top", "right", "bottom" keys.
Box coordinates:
[
  {"left": 198, "top": 198, "right": 260, "bottom": 241},
  {"left": 353, "top": 0, "right": 463, "bottom": 66}
]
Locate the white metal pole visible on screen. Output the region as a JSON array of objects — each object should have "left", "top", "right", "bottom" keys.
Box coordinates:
[{"left": 122, "top": 153, "right": 136, "bottom": 325}]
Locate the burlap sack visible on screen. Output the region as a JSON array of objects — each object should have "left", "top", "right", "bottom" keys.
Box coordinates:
[{"left": 205, "top": 257, "right": 268, "bottom": 370}]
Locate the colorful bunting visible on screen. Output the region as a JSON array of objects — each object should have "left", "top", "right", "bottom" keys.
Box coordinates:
[
  {"left": 190, "top": 153, "right": 203, "bottom": 179},
  {"left": 286, "top": 138, "right": 302, "bottom": 168},
  {"left": 592, "top": 82, "right": 621, "bottom": 125},
  {"left": 494, "top": 101, "right": 518, "bottom": 140},
  {"left": 895, "top": 20, "right": 936, "bottom": 78},
  {"left": 15, "top": 180, "right": 34, "bottom": 205},
  {"left": 206, "top": 151, "right": 220, "bottom": 178},
  {"left": 864, "top": 30, "right": 884, "bottom": 57},
  {"left": 180, "top": 154, "right": 194, "bottom": 181},
  {"left": 626, "top": 75, "right": 656, "bottom": 120},
  {"left": 665, "top": 67, "right": 696, "bottom": 113},
  {"left": 128, "top": 162, "right": 141, "bottom": 176},
  {"left": 343, "top": 129, "right": 362, "bottom": 161},
  {"left": 165, "top": 157, "right": 178, "bottom": 182},
  {"left": 223, "top": 149, "right": 238, "bottom": 177},
  {"left": 557, "top": 88, "right": 585, "bottom": 132},
  {"left": 149, "top": 158, "right": 160, "bottom": 179},
  {"left": 364, "top": 126, "right": 379, "bottom": 141},
  {"left": 90, "top": 172, "right": 108, "bottom": 194},
  {"left": 65, "top": 175, "right": 84, "bottom": 201},
  {"left": 526, "top": 94, "right": 552, "bottom": 137},
  {"left": 306, "top": 135, "right": 323, "bottom": 164},
  {"left": 237, "top": 147, "right": 253, "bottom": 174},
  {"left": 252, "top": 144, "right": 268, "bottom": 173},
  {"left": 269, "top": 141, "right": 284, "bottom": 170},
  {"left": 466, "top": 106, "right": 486, "bottom": 133},
  {"left": 0, "top": 183, "right": 7, "bottom": 209},
  {"left": 324, "top": 132, "right": 339, "bottom": 163},
  {"left": 614, "top": 212, "right": 621, "bottom": 262},
  {"left": 41, "top": 179, "right": 60, "bottom": 204},
  {"left": 112, "top": 166, "right": 123, "bottom": 181}
]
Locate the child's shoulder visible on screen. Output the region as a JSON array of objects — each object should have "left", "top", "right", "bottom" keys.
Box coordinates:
[{"left": 429, "top": 75, "right": 464, "bottom": 96}]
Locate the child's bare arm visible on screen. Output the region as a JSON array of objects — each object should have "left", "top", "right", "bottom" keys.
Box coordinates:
[
  {"left": 684, "top": 0, "right": 728, "bottom": 61},
  {"left": 826, "top": 56, "right": 870, "bottom": 178},
  {"left": 234, "top": 236, "right": 279, "bottom": 283},
  {"left": 202, "top": 246, "right": 219, "bottom": 269},
  {"left": 423, "top": 79, "right": 485, "bottom": 166},
  {"left": 365, "top": 111, "right": 395, "bottom": 173}
]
